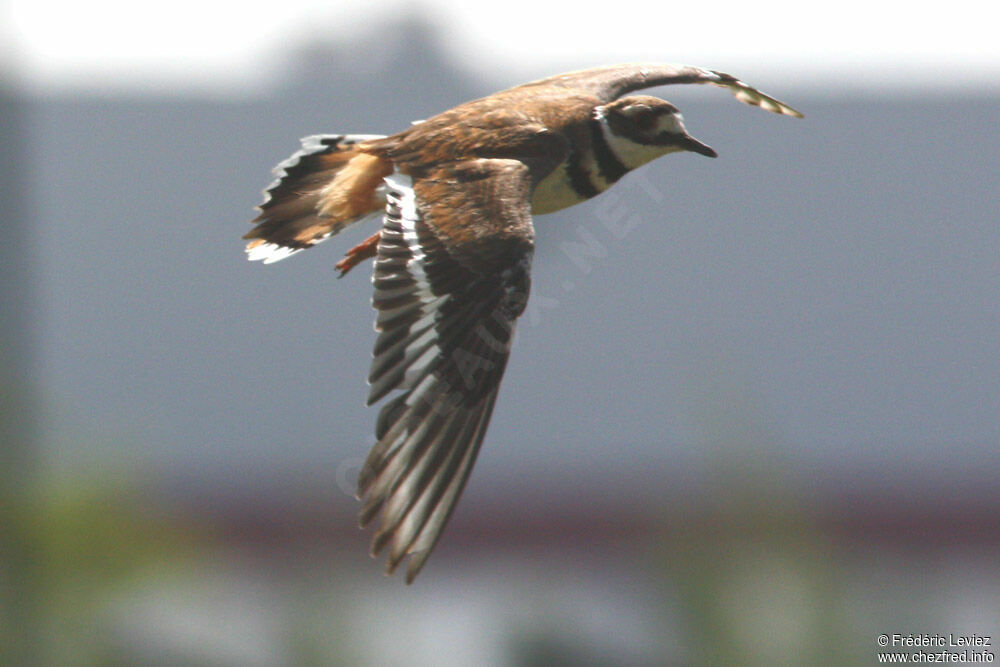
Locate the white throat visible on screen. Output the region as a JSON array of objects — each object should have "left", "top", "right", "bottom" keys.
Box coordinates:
[{"left": 594, "top": 107, "right": 684, "bottom": 170}]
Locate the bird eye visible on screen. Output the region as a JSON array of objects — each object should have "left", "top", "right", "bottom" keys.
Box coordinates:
[{"left": 629, "top": 106, "right": 657, "bottom": 132}]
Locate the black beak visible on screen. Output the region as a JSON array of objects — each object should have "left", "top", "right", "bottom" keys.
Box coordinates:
[{"left": 680, "top": 134, "right": 717, "bottom": 158}]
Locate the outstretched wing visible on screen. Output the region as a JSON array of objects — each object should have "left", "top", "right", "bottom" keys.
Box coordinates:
[
  {"left": 534, "top": 63, "right": 803, "bottom": 118},
  {"left": 358, "top": 159, "right": 534, "bottom": 583}
]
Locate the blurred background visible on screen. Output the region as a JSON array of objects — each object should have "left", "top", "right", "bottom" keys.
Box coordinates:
[{"left": 2, "top": 0, "right": 999, "bottom": 664}]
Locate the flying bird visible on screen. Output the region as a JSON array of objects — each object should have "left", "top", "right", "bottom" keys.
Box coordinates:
[{"left": 244, "top": 64, "right": 802, "bottom": 582}]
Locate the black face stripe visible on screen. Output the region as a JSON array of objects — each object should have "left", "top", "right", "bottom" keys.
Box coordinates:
[
  {"left": 565, "top": 147, "right": 600, "bottom": 199},
  {"left": 588, "top": 119, "right": 628, "bottom": 184}
]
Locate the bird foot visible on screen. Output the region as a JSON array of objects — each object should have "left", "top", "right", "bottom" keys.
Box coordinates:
[{"left": 336, "top": 231, "right": 381, "bottom": 277}]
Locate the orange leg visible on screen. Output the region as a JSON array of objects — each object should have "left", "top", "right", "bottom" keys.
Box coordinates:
[{"left": 335, "top": 231, "right": 381, "bottom": 277}]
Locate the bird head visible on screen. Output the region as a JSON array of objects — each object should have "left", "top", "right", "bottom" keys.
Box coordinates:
[{"left": 597, "top": 95, "right": 717, "bottom": 167}]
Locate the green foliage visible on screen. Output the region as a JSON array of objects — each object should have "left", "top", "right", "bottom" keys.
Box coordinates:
[{"left": 2, "top": 474, "right": 207, "bottom": 665}]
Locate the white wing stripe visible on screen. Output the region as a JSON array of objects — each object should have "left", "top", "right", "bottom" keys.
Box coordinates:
[
  {"left": 245, "top": 242, "right": 304, "bottom": 264},
  {"left": 695, "top": 67, "right": 804, "bottom": 118},
  {"left": 387, "top": 173, "right": 438, "bottom": 306}
]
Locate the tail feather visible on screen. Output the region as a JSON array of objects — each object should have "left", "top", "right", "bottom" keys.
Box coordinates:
[{"left": 244, "top": 134, "right": 392, "bottom": 264}]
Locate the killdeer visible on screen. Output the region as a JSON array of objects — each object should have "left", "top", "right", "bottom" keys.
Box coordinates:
[{"left": 245, "top": 64, "right": 801, "bottom": 582}]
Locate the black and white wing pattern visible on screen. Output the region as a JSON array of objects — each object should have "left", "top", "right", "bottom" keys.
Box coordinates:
[{"left": 358, "top": 159, "right": 535, "bottom": 582}]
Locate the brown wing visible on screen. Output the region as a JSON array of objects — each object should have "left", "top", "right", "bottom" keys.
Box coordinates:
[
  {"left": 358, "top": 158, "right": 534, "bottom": 583},
  {"left": 526, "top": 63, "right": 804, "bottom": 118}
]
